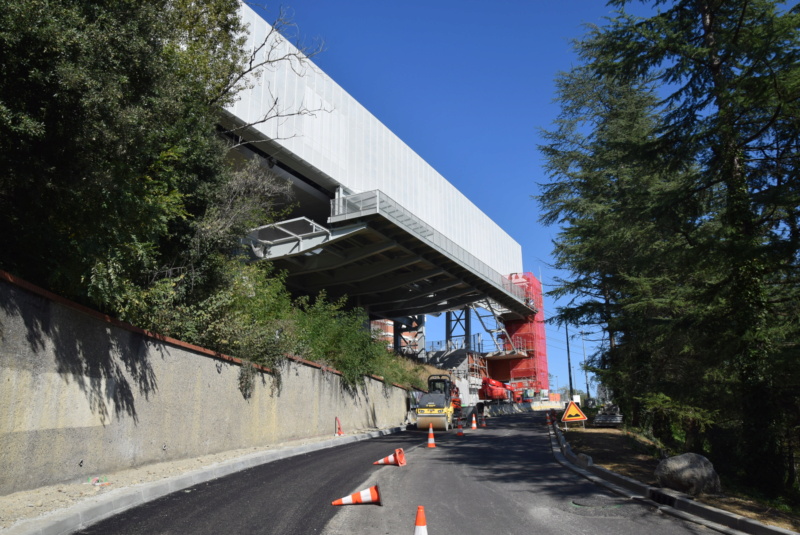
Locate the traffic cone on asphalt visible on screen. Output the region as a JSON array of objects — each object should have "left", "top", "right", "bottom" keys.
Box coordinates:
[
  {"left": 471, "top": 414, "right": 478, "bottom": 430},
  {"left": 335, "top": 417, "right": 344, "bottom": 436},
  {"left": 331, "top": 484, "right": 382, "bottom": 506},
  {"left": 373, "top": 448, "right": 407, "bottom": 466},
  {"left": 456, "top": 419, "right": 464, "bottom": 437},
  {"left": 427, "top": 423, "right": 437, "bottom": 448},
  {"left": 414, "top": 505, "right": 428, "bottom": 534},
  {"left": 546, "top": 412, "right": 551, "bottom": 426}
]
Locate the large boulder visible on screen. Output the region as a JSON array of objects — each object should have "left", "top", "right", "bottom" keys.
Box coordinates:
[{"left": 655, "top": 453, "right": 721, "bottom": 496}]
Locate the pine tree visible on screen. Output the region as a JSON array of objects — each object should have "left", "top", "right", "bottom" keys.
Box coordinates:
[{"left": 541, "top": 0, "right": 800, "bottom": 494}]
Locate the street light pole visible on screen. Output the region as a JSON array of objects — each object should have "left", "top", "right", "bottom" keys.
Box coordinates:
[
  {"left": 580, "top": 331, "right": 590, "bottom": 400},
  {"left": 565, "top": 324, "right": 574, "bottom": 402}
]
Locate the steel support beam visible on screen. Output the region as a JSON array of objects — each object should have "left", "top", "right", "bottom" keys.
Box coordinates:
[{"left": 446, "top": 307, "right": 472, "bottom": 351}]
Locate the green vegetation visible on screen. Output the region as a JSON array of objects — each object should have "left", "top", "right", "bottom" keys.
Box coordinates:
[
  {"left": 539, "top": 0, "right": 800, "bottom": 499},
  {"left": 0, "top": 0, "right": 426, "bottom": 390}
]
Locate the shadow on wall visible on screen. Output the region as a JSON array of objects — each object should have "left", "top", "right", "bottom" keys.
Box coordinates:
[{"left": 1, "top": 281, "right": 157, "bottom": 424}]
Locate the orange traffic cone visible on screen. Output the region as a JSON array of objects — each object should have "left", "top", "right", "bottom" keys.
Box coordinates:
[
  {"left": 331, "top": 484, "right": 382, "bottom": 506},
  {"left": 481, "top": 416, "right": 487, "bottom": 428},
  {"left": 414, "top": 505, "right": 428, "bottom": 534},
  {"left": 471, "top": 414, "right": 478, "bottom": 430},
  {"left": 456, "top": 419, "right": 464, "bottom": 437},
  {"left": 374, "top": 448, "right": 407, "bottom": 466},
  {"left": 546, "top": 412, "right": 551, "bottom": 426},
  {"left": 335, "top": 417, "right": 344, "bottom": 436},
  {"left": 427, "top": 423, "right": 436, "bottom": 448}
]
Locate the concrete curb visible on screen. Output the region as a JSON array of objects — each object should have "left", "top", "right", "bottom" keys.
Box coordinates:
[
  {"left": 2, "top": 426, "right": 406, "bottom": 535},
  {"left": 548, "top": 422, "right": 798, "bottom": 535}
]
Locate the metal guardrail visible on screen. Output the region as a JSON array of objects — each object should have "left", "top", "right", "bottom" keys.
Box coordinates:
[
  {"left": 593, "top": 414, "right": 624, "bottom": 427},
  {"left": 330, "top": 190, "right": 526, "bottom": 303},
  {"left": 504, "top": 336, "right": 542, "bottom": 353},
  {"left": 426, "top": 336, "right": 486, "bottom": 353}
]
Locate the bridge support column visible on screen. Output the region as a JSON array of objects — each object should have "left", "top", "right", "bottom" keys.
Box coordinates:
[{"left": 446, "top": 307, "right": 472, "bottom": 351}]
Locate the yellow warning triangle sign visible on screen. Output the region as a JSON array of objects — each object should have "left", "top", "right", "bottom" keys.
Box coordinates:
[{"left": 561, "top": 401, "right": 588, "bottom": 422}]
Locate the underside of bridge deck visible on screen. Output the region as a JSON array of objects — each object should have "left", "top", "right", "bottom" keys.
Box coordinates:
[{"left": 245, "top": 209, "right": 534, "bottom": 322}]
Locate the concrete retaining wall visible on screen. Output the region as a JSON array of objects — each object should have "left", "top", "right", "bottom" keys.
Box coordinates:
[{"left": 0, "top": 273, "right": 408, "bottom": 496}]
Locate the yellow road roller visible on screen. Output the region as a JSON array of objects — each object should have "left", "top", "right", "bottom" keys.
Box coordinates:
[{"left": 416, "top": 374, "right": 460, "bottom": 431}]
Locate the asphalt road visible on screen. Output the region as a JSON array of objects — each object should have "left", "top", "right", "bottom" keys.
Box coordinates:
[{"left": 74, "top": 412, "right": 710, "bottom": 535}]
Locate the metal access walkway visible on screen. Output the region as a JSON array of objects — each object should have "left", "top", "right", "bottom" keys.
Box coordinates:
[{"left": 245, "top": 190, "right": 534, "bottom": 321}]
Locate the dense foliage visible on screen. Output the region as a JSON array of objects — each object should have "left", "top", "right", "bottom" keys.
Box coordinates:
[
  {"left": 0, "top": 0, "right": 425, "bottom": 390},
  {"left": 539, "top": 0, "right": 800, "bottom": 498}
]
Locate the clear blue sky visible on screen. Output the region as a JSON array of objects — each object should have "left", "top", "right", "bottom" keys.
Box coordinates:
[{"left": 253, "top": 1, "right": 624, "bottom": 396}]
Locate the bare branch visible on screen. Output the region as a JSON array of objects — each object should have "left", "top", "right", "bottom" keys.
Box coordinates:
[{"left": 214, "top": 4, "right": 330, "bottom": 150}]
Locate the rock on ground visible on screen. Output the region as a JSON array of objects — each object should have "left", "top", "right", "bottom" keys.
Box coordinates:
[{"left": 655, "top": 452, "right": 721, "bottom": 496}]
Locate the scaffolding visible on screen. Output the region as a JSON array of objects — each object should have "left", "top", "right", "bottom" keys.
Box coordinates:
[{"left": 493, "top": 273, "right": 549, "bottom": 393}]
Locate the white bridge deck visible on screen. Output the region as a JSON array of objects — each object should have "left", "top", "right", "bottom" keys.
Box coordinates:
[{"left": 228, "top": 4, "right": 532, "bottom": 320}]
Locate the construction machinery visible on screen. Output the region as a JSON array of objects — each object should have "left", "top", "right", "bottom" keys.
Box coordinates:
[
  {"left": 416, "top": 374, "right": 460, "bottom": 431},
  {"left": 478, "top": 377, "right": 517, "bottom": 404}
]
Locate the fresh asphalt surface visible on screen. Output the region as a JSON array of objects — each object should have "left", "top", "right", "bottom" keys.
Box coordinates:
[{"left": 74, "top": 412, "right": 709, "bottom": 535}]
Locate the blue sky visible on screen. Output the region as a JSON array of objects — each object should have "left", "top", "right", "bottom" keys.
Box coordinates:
[{"left": 252, "top": 1, "right": 625, "bottom": 396}]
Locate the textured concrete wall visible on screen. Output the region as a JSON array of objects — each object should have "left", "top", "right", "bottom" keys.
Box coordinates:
[{"left": 0, "top": 274, "right": 409, "bottom": 496}]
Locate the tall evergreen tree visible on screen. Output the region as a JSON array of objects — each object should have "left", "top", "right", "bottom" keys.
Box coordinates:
[
  {"left": 540, "top": 0, "right": 800, "bottom": 494},
  {"left": 539, "top": 63, "right": 715, "bottom": 436},
  {"left": 595, "top": 0, "right": 800, "bottom": 492}
]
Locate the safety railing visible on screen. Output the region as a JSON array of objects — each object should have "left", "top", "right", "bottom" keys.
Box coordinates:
[
  {"left": 426, "top": 335, "right": 486, "bottom": 353},
  {"left": 330, "top": 190, "right": 526, "bottom": 303},
  {"left": 499, "top": 335, "right": 542, "bottom": 353}
]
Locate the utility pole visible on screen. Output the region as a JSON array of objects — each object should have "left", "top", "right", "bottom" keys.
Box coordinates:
[
  {"left": 580, "top": 331, "right": 590, "bottom": 400},
  {"left": 565, "top": 324, "right": 574, "bottom": 402}
]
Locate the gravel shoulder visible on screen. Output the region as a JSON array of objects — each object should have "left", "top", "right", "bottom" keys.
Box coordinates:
[{"left": 564, "top": 426, "right": 800, "bottom": 533}]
